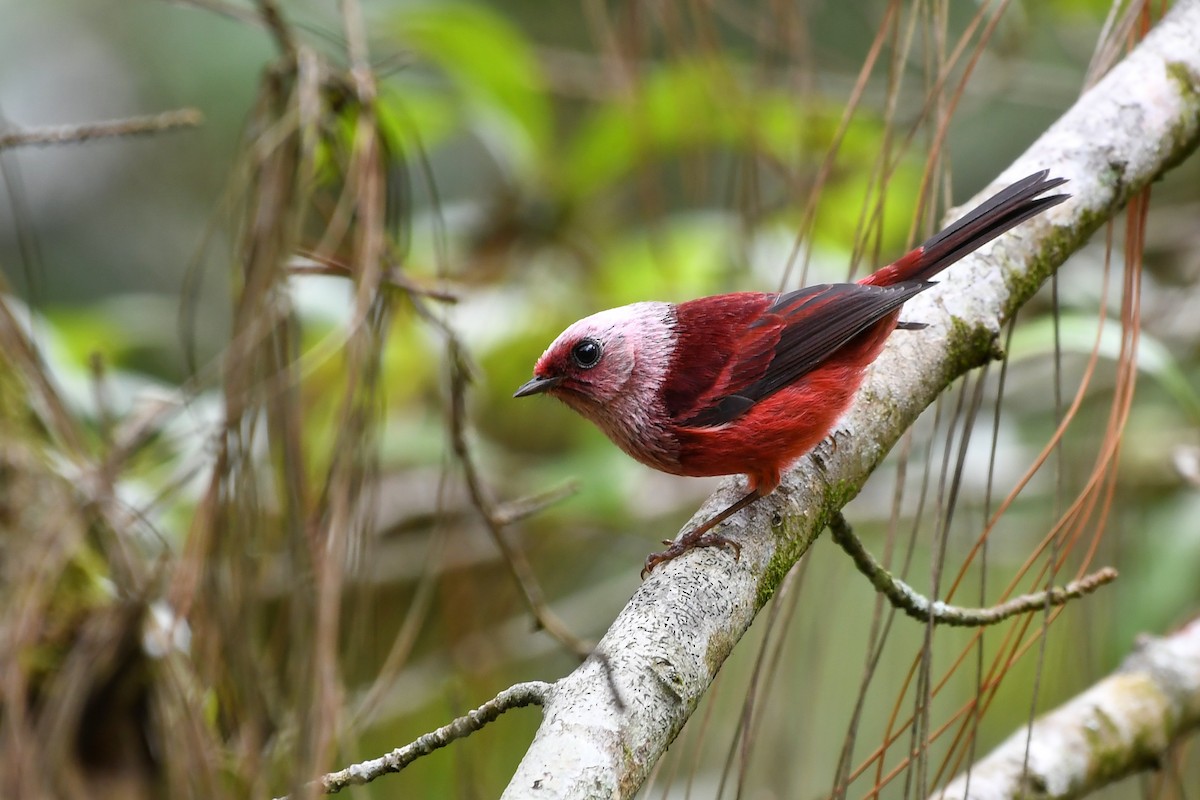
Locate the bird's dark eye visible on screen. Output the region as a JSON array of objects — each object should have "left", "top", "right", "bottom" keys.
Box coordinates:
[{"left": 571, "top": 338, "right": 602, "bottom": 369}]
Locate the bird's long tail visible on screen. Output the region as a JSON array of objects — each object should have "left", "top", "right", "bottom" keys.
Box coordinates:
[{"left": 862, "top": 170, "right": 1069, "bottom": 287}]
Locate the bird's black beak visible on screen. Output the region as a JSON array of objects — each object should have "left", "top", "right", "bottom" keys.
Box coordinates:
[{"left": 513, "top": 374, "right": 564, "bottom": 398}]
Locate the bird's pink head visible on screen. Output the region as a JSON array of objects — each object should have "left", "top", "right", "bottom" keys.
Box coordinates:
[
  {"left": 514, "top": 302, "right": 675, "bottom": 405},
  {"left": 514, "top": 302, "right": 680, "bottom": 469}
]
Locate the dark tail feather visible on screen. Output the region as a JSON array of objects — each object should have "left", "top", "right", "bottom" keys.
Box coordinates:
[{"left": 866, "top": 170, "right": 1069, "bottom": 286}]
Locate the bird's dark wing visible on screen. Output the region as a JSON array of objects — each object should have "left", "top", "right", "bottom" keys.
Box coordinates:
[
  {"left": 676, "top": 282, "right": 931, "bottom": 428},
  {"left": 657, "top": 292, "right": 776, "bottom": 422}
]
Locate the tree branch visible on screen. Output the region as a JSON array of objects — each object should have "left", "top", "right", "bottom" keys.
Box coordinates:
[
  {"left": 284, "top": 681, "right": 550, "bottom": 798},
  {"left": 0, "top": 109, "right": 202, "bottom": 149},
  {"left": 828, "top": 512, "right": 1118, "bottom": 627},
  {"left": 502, "top": 2, "right": 1200, "bottom": 797},
  {"left": 931, "top": 616, "right": 1200, "bottom": 799}
]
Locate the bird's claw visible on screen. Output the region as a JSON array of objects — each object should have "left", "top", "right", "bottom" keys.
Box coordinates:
[
  {"left": 641, "top": 533, "right": 742, "bottom": 579},
  {"left": 811, "top": 430, "right": 847, "bottom": 478},
  {"left": 816, "top": 429, "right": 845, "bottom": 458}
]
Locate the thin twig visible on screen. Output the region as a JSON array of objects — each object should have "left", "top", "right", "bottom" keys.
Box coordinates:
[
  {"left": 828, "top": 512, "right": 1117, "bottom": 627},
  {"left": 446, "top": 339, "right": 593, "bottom": 657},
  {"left": 386, "top": 117, "right": 591, "bottom": 657},
  {"left": 493, "top": 480, "right": 581, "bottom": 526},
  {"left": 0, "top": 109, "right": 203, "bottom": 149},
  {"left": 166, "top": 0, "right": 262, "bottom": 28},
  {"left": 255, "top": 0, "right": 296, "bottom": 60},
  {"left": 278, "top": 681, "right": 551, "bottom": 798},
  {"left": 287, "top": 255, "right": 462, "bottom": 303}
]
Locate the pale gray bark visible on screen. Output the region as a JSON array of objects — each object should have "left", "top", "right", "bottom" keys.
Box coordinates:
[
  {"left": 503, "top": 2, "right": 1200, "bottom": 798},
  {"left": 932, "top": 618, "right": 1200, "bottom": 799}
]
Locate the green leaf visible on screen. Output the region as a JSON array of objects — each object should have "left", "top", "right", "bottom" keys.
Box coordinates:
[
  {"left": 394, "top": 2, "right": 551, "bottom": 176},
  {"left": 809, "top": 164, "right": 925, "bottom": 256},
  {"left": 377, "top": 84, "right": 460, "bottom": 155},
  {"left": 564, "top": 59, "right": 826, "bottom": 197},
  {"left": 589, "top": 212, "right": 750, "bottom": 304}
]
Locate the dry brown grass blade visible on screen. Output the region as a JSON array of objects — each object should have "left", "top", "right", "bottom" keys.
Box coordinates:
[
  {"left": 853, "top": 123, "right": 1156, "bottom": 800},
  {"left": 853, "top": 10, "right": 1162, "bottom": 777},
  {"left": 0, "top": 314, "right": 173, "bottom": 795},
  {"left": 852, "top": 220, "right": 1135, "bottom": 798},
  {"left": 0, "top": 299, "right": 88, "bottom": 456},
  {"left": 159, "top": 4, "right": 414, "bottom": 791}
]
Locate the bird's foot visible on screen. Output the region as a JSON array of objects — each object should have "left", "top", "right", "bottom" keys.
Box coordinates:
[
  {"left": 641, "top": 489, "right": 760, "bottom": 578},
  {"left": 641, "top": 532, "right": 742, "bottom": 579},
  {"left": 811, "top": 429, "right": 847, "bottom": 475}
]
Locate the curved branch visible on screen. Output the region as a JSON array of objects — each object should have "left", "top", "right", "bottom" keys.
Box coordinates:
[
  {"left": 287, "top": 681, "right": 550, "bottom": 798},
  {"left": 932, "top": 617, "right": 1200, "bottom": 799},
  {"left": 503, "top": 3, "right": 1200, "bottom": 798},
  {"left": 828, "top": 512, "right": 1118, "bottom": 626}
]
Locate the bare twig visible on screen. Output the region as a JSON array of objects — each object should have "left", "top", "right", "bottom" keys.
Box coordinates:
[
  {"left": 0, "top": 298, "right": 88, "bottom": 456},
  {"left": 166, "top": 0, "right": 262, "bottom": 28},
  {"left": 493, "top": 480, "right": 581, "bottom": 526},
  {"left": 287, "top": 255, "right": 463, "bottom": 303},
  {"left": 279, "top": 681, "right": 551, "bottom": 798},
  {"left": 338, "top": 0, "right": 370, "bottom": 77},
  {"left": 445, "top": 338, "right": 593, "bottom": 657},
  {"left": 828, "top": 512, "right": 1117, "bottom": 627},
  {"left": 0, "top": 109, "right": 203, "bottom": 149},
  {"left": 255, "top": 0, "right": 295, "bottom": 60}
]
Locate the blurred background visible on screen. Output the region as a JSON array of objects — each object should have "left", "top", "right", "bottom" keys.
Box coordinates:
[{"left": 1, "top": 0, "right": 1199, "bottom": 797}]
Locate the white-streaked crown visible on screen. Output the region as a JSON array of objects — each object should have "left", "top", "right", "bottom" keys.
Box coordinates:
[{"left": 537, "top": 301, "right": 681, "bottom": 470}]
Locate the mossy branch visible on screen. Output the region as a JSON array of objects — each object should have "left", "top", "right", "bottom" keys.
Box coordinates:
[
  {"left": 828, "top": 512, "right": 1118, "bottom": 627},
  {"left": 932, "top": 618, "right": 1200, "bottom": 799},
  {"left": 502, "top": 3, "right": 1200, "bottom": 798},
  {"left": 278, "top": 682, "right": 550, "bottom": 799}
]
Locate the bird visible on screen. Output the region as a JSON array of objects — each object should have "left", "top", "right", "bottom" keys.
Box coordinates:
[{"left": 514, "top": 171, "right": 1069, "bottom": 576}]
